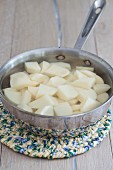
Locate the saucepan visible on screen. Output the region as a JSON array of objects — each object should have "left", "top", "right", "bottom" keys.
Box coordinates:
[{"left": 0, "top": 0, "right": 113, "bottom": 130}]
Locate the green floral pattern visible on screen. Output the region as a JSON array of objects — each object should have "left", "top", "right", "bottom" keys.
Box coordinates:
[{"left": 0, "top": 101, "right": 112, "bottom": 159}]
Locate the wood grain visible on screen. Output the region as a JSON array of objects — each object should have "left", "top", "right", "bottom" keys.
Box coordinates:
[
  {"left": 57, "top": 0, "right": 96, "bottom": 54},
  {"left": 1, "top": 145, "right": 75, "bottom": 170},
  {"left": 76, "top": 136, "right": 113, "bottom": 170},
  {"left": 0, "top": 0, "right": 16, "bottom": 167},
  {"left": 0, "top": 0, "right": 113, "bottom": 169},
  {"left": 11, "top": 0, "right": 57, "bottom": 56},
  {"left": 90, "top": 0, "right": 113, "bottom": 158},
  {"left": 0, "top": 0, "right": 16, "bottom": 65}
]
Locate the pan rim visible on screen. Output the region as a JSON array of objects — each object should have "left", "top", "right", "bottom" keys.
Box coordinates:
[{"left": 0, "top": 47, "right": 113, "bottom": 119}]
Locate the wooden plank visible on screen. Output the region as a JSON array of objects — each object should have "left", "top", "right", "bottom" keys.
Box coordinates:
[
  {"left": 76, "top": 136, "right": 113, "bottom": 170},
  {"left": 76, "top": 0, "right": 113, "bottom": 169},
  {"left": 1, "top": 0, "right": 74, "bottom": 169},
  {"left": 0, "top": 0, "right": 16, "bottom": 65},
  {"left": 10, "top": 0, "right": 57, "bottom": 56},
  {"left": 90, "top": 0, "right": 113, "bottom": 157},
  {"left": 0, "top": 0, "right": 16, "bottom": 168},
  {"left": 1, "top": 0, "right": 113, "bottom": 170},
  {"left": 1, "top": 146, "right": 75, "bottom": 170},
  {"left": 57, "top": 0, "right": 96, "bottom": 54}
]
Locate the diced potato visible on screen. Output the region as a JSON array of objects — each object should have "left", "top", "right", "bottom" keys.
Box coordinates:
[
  {"left": 35, "top": 105, "right": 54, "bottom": 116},
  {"left": 40, "top": 61, "right": 50, "bottom": 73},
  {"left": 81, "top": 70, "right": 96, "bottom": 77},
  {"left": 4, "top": 60, "right": 110, "bottom": 116},
  {"left": 77, "top": 89, "right": 97, "bottom": 101},
  {"left": 3, "top": 88, "right": 17, "bottom": 92},
  {"left": 69, "top": 99, "right": 78, "bottom": 105},
  {"left": 73, "top": 78, "right": 96, "bottom": 89},
  {"left": 76, "top": 70, "right": 88, "bottom": 79},
  {"left": 25, "top": 62, "right": 41, "bottom": 73},
  {"left": 57, "top": 98, "right": 64, "bottom": 103},
  {"left": 47, "top": 76, "right": 66, "bottom": 87},
  {"left": 93, "top": 84, "right": 111, "bottom": 94},
  {"left": 10, "top": 72, "right": 33, "bottom": 90},
  {"left": 97, "top": 93, "right": 109, "bottom": 103},
  {"left": 30, "top": 81, "right": 40, "bottom": 87},
  {"left": 74, "top": 87, "right": 85, "bottom": 92},
  {"left": 73, "top": 110, "right": 81, "bottom": 114},
  {"left": 57, "top": 85, "right": 78, "bottom": 101},
  {"left": 4, "top": 89, "right": 21, "bottom": 105},
  {"left": 72, "top": 104, "right": 81, "bottom": 111},
  {"left": 54, "top": 102, "right": 72, "bottom": 116},
  {"left": 65, "top": 73, "right": 77, "bottom": 82},
  {"left": 21, "top": 88, "right": 28, "bottom": 94},
  {"left": 29, "top": 73, "right": 49, "bottom": 84},
  {"left": 95, "top": 75, "right": 104, "bottom": 84},
  {"left": 80, "top": 97, "right": 101, "bottom": 112},
  {"left": 45, "top": 65, "right": 70, "bottom": 77},
  {"left": 20, "top": 90, "right": 32, "bottom": 104},
  {"left": 76, "top": 66, "right": 94, "bottom": 72},
  {"left": 52, "top": 62, "right": 71, "bottom": 70},
  {"left": 36, "top": 84, "right": 57, "bottom": 98},
  {"left": 28, "top": 86, "right": 39, "bottom": 98},
  {"left": 18, "top": 104, "right": 32, "bottom": 112},
  {"left": 51, "top": 96, "right": 59, "bottom": 105},
  {"left": 29, "top": 95, "right": 57, "bottom": 109},
  {"left": 77, "top": 95, "right": 85, "bottom": 103}
]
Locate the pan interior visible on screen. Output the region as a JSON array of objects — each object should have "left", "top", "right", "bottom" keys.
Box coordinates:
[{"left": 0, "top": 48, "right": 113, "bottom": 99}]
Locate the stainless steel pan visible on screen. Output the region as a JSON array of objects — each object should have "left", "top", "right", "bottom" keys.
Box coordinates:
[{"left": 0, "top": 0, "right": 113, "bottom": 130}]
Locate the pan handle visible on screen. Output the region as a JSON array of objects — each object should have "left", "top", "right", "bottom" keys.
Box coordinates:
[
  {"left": 53, "top": 0, "right": 62, "bottom": 48},
  {"left": 74, "top": 0, "right": 106, "bottom": 49}
]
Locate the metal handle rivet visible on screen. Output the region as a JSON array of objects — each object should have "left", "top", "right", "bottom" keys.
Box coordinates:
[{"left": 56, "top": 55, "right": 65, "bottom": 60}]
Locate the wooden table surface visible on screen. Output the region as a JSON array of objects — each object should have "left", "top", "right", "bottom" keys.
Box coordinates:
[{"left": 0, "top": 0, "right": 113, "bottom": 169}]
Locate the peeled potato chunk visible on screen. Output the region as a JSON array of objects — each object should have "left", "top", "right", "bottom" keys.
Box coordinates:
[
  {"left": 69, "top": 99, "right": 78, "bottom": 105},
  {"left": 36, "top": 84, "right": 57, "bottom": 98},
  {"left": 97, "top": 93, "right": 109, "bottom": 103},
  {"left": 20, "top": 90, "right": 32, "bottom": 104},
  {"left": 72, "top": 104, "right": 81, "bottom": 111},
  {"left": 73, "top": 77, "right": 95, "bottom": 89},
  {"left": 52, "top": 62, "right": 71, "bottom": 70},
  {"left": 29, "top": 95, "right": 58, "bottom": 109},
  {"left": 57, "top": 98, "right": 65, "bottom": 103},
  {"left": 65, "top": 73, "right": 77, "bottom": 82},
  {"left": 4, "top": 61, "right": 111, "bottom": 116},
  {"left": 25, "top": 62, "right": 41, "bottom": 73},
  {"left": 28, "top": 86, "right": 39, "bottom": 98},
  {"left": 45, "top": 64, "right": 70, "bottom": 77},
  {"left": 81, "top": 70, "right": 96, "bottom": 77},
  {"left": 76, "top": 66, "right": 94, "bottom": 72},
  {"left": 73, "top": 110, "right": 81, "bottom": 114},
  {"left": 80, "top": 97, "right": 101, "bottom": 112},
  {"left": 18, "top": 104, "right": 32, "bottom": 112},
  {"left": 3, "top": 88, "right": 17, "bottom": 92},
  {"left": 10, "top": 72, "right": 33, "bottom": 90},
  {"left": 75, "top": 70, "right": 88, "bottom": 79},
  {"left": 47, "top": 76, "right": 66, "bottom": 87},
  {"left": 40, "top": 61, "right": 50, "bottom": 73},
  {"left": 93, "top": 84, "right": 111, "bottom": 94},
  {"left": 29, "top": 73, "right": 49, "bottom": 84},
  {"left": 95, "top": 75, "right": 104, "bottom": 84},
  {"left": 77, "top": 89, "right": 97, "bottom": 102},
  {"left": 57, "top": 85, "right": 78, "bottom": 101},
  {"left": 35, "top": 105, "right": 54, "bottom": 116},
  {"left": 4, "top": 89, "right": 21, "bottom": 105},
  {"left": 54, "top": 102, "right": 72, "bottom": 116}
]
